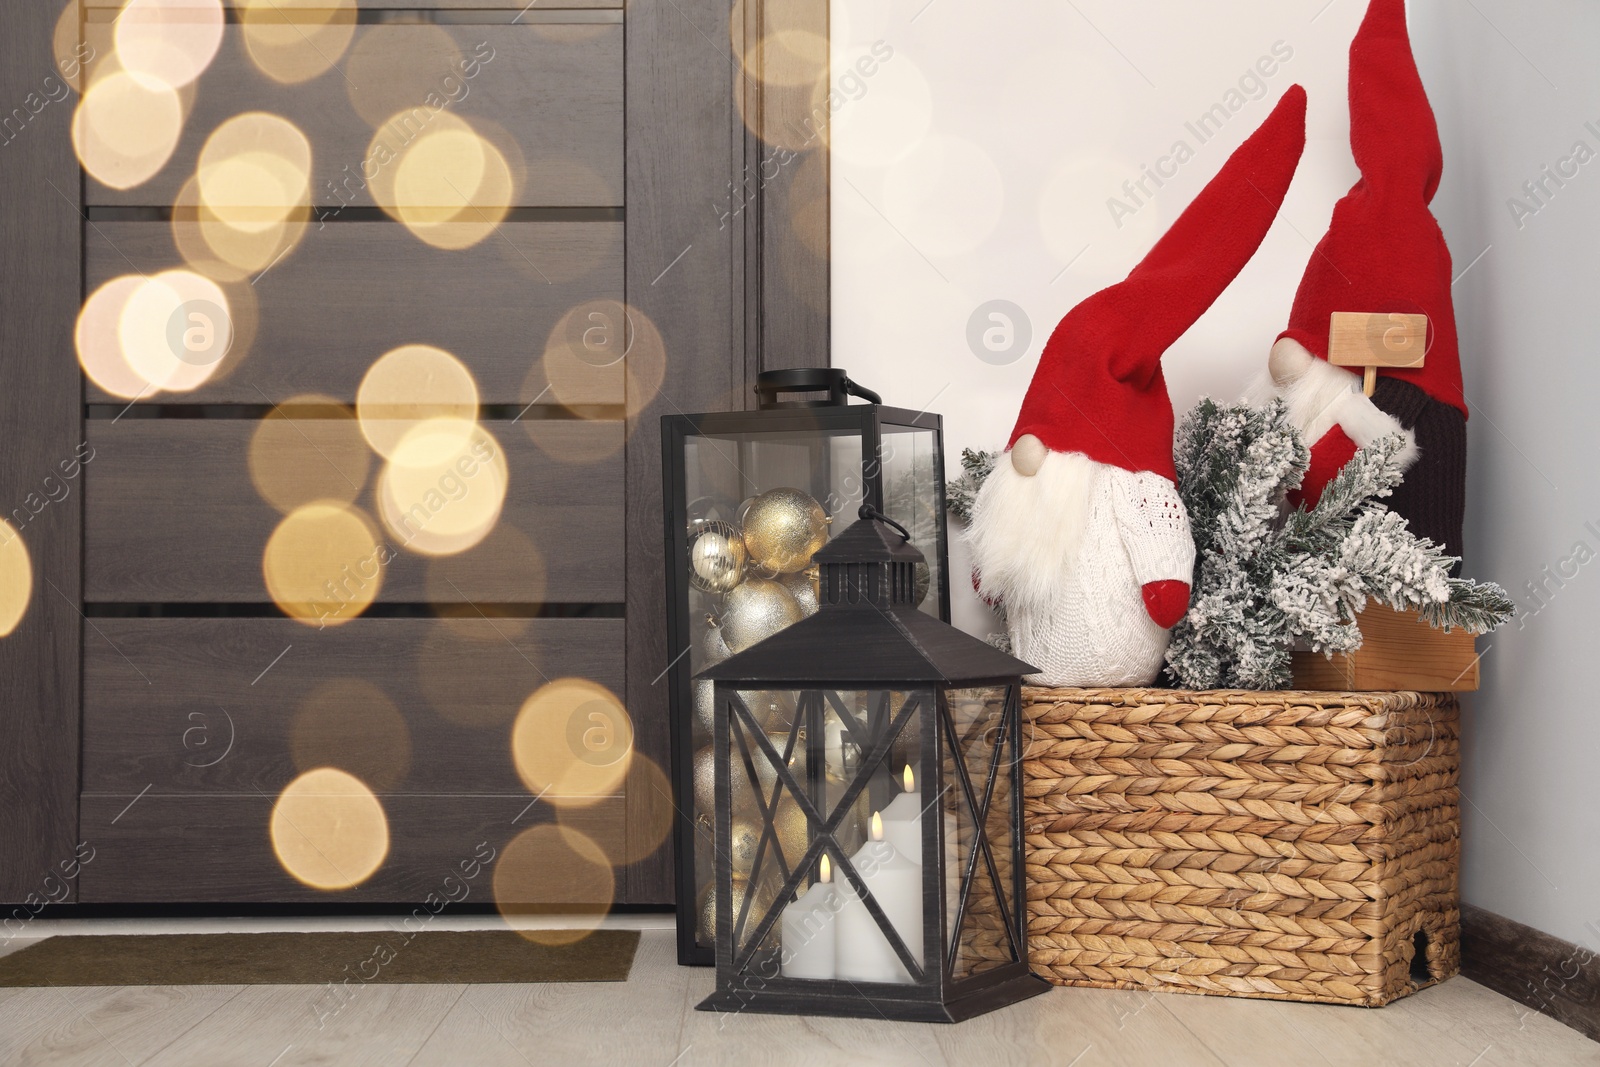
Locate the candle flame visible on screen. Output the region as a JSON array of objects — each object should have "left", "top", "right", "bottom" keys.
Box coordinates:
[
  {"left": 903, "top": 764, "right": 915, "bottom": 792},
  {"left": 819, "top": 854, "right": 831, "bottom": 883},
  {"left": 870, "top": 811, "right": 883, "bottom": 841}
]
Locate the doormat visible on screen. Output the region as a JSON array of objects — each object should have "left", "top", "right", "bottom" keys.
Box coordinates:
[{"left": 0, "top": 929, "right": 639, "bottom": 987}]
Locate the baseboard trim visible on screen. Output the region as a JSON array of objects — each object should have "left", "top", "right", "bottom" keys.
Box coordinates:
[{"left": 1461, "top": 903, "right": 1600, "bottom": 1042}]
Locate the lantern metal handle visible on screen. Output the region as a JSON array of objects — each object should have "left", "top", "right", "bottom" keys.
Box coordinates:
[
  {"left": 857, "top": 503, "right": 912, "bottom": 543},
  {"left": 755, "top": 368, "right": 882, "bottom": 409}
]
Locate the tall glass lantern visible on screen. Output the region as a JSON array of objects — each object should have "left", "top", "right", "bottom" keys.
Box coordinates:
[
  {"left": 694, "top": 513, "right": 1048, "bottom": 1022},
  {"left": 662, "top": 369, "right": 951, "bottom": 965}
]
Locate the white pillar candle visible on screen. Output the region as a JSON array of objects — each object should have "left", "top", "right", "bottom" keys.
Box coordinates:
[
  {"left": 781, "top": 856, "right": 839, "bottom": 980},
  {"left": 834, "top": 813, "right": 923, "bottom": 984},
  {"left": 878, "top": 765, "right": 923, "bottom": 865}
]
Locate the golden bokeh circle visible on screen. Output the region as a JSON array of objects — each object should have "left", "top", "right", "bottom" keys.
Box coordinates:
[
  {"left": 369, "top": 112, "right": 513, "bottom": 250},
  {"left": 114, "top": 0, "right": 225, "bottom": 91},
  {"left": 291, "top": 680, "right": 412, "bottom": 793},
  {"left": 72, "top": 68, "right": 183, "bottom": 190},
  {"left": 356, "top": 344, "right": 479, "bottom": 460},
  {"left": 270, "top": 767, "right": 389, "bottom": 890},
  {"left": 76, "top": 275, "right": 151, "bottom": 400},
  {"left": 248, "top": 394, "right": 370, "bottom": 514},
  {"left": 0, "top": 524, "right": 33, "bottom": 638},
  {"left": 510, "top": 679, "right": 633, "bottom": 808},
  {"left": 262, "top": 501, "right": 384, "bottom": 627},
  {"left": 564, "top": 756, "right": 675, "bottom": 870},
  {"left": 376, "top": 419, "right": 508, "bottom": 557},
  {"left": 118, "top": 269, "right": 233, "bottom": 394},
  {"left": 241, "top": 0, "right": 356, "bottom": 85},
  {"left": 493, "top": 824, "right": 614, "bottom": 946}
]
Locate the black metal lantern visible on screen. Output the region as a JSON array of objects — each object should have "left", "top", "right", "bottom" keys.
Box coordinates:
[
  {"left": 693, "top": 511, "right": 1049, "bottom": 1022},
  {"left": 662, "top": 369, "right": 952, "bottom": 965}
]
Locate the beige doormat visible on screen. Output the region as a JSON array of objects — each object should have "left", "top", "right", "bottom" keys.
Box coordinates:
[{"left": 0, "top": 929, "right": 639, "bottom": 987}]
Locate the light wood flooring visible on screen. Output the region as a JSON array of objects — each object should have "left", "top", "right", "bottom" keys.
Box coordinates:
[{"left": 0, "top": 921, "right": 1594, "bottom": 1066}]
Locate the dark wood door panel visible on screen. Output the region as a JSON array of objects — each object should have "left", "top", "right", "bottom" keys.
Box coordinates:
[
  {"left": 85, "top": 221, "right": 624, "bottom": 407},
  {"left": 85, "top": 24, "right": 623, "bottom": 208},
  {"left": 84, "top": 0, "right": 622, "bottom": 8},
  {"left": 79, "top": 793, "right": 623, "bottom": 904},
  {"left": 82, "top": 616, "right": 623, "bottom": 797},
  {"left": 84, "top": 419, "right": 624, "bottom": 603}
]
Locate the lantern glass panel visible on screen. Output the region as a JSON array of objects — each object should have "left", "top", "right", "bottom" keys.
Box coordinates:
[
  {"left": 722, "top": 686, "right": 935, "bottom": 988},
  {"left": 945, "top": 686, "right": 1021, "bottom": 978},
  {"left": 879, "top": 425, "right": 942, "bottom": 614}
]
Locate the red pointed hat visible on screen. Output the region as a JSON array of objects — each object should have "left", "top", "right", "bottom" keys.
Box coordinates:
[
  {"left": 1279, "top": 0, "right": 1466, "bottom": 417},
  {"left": 1009, "top": 86, "right": 1308, "bottom": 482}
]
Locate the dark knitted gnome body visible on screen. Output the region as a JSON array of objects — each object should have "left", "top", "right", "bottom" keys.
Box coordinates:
[{"left": 1371, "top": 378, "right": 1466, "bottom": 574}]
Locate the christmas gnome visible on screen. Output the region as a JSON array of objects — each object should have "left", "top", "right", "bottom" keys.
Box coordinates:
[
  {"left": 968, "top": 85, "right": 1308, "bottom": 687},
  {"left": 1249, "top": 0, "right": 1468, "bottom": 568}
]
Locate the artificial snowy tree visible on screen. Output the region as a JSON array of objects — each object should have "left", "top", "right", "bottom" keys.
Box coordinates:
[{"left": 1164, "top": 398, "right": 1512, "bottom": 690}]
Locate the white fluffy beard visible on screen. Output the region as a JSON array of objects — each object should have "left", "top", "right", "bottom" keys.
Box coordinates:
[
  {"left": 966, "top": 449, "right": 1099, "bottom": 618},
  {"left": 1245, "top": 339, "right": 1420, "bottom": 467}
]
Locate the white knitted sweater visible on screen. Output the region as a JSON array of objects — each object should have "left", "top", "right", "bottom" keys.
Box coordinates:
[{"left": 968, "top": 451, "right": 1195, "bottom": 687}]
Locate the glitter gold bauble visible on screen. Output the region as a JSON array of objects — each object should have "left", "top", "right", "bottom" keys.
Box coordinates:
[
  {"left": 771, "top": 794, "right": 814, "bottom": 870},
  {"left": 687, "top": 520, "right": 746, "bottom": 593},
  {"left": 694, "top": 743, "right": 757, "bottom": 817},
  {"left": 781, "top": 566, "right": 821, "bottom": 616},
  {"left": 738, "top": 689, "right": 797, "bottom": 733},
  {"left": 693, "top": 678, "right": 716, "bottom": 735},
  {"left": 702, "top": 618, "right": 730, "bottom": 666},
  {"left": 741, "top": 488, "right": 829, "bottom": 575},
  {"left": 720, "top": 579, "right": 803, "bottom": 653},
  {"left": 754, "top": 737, "right": 807, "bottom": 794},
  {"left": 729, "top": 817, "right": 764, "bottom": 875},
  {"left": 698, "top": 875, "right": 779, "bottom": 944}
]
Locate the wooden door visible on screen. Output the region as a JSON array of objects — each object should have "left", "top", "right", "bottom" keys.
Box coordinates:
[{"left": 0, "top": 0, "right": 826, "bottom": 909}]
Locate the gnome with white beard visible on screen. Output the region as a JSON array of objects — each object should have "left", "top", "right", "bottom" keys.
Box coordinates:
[
  {"left": 968, "top": 86, "right": 1308, "bottom": 687},
  {"left": 1250, "top": 0, "right": 1467, "bottom": 568}
]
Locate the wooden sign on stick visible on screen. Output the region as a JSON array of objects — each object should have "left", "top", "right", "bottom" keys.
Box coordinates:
[{"left": 1329, "top": 312, "right": 1429, "bottom": 396}]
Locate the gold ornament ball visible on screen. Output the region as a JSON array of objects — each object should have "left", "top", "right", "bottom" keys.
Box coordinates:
[
  {"left": 739, "top": 689, "right": 797, "bottom": 733},
  {"left": 702, "top": 620, "right": 730, "bottom": 666},
  {"left": 688, "top": 521, "right": 746, "bottom": 593},
  {"left": 754, "top": 738, "right": 807, "bottom": 794},
  {"left": 694, "top": 743, "right": 759, "bottom": 818},
  {"left": 728, "top": 817, "right": 764, "bottom": 875},
  {"left": 693, "top": 679, "right": 716, "bottom": 735},
  {"left": 698, "top": 876, "right": 779, "bottom": 944},
  {"left": 720, "top": 579, "right": 803, "bottom": 653},
  {"left": 781, "top": 566, "right": 821, "bottom": 616},
  {"left": 771, "top": 795, "right": 814, "bottom": 870},
  {"left": 741, "top": 488, "right": 829, "bottom": 575}
]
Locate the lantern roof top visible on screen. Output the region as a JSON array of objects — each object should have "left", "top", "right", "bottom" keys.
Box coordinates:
[{"left": 699, "top": 516, "right": 1035, "bottom": 685}]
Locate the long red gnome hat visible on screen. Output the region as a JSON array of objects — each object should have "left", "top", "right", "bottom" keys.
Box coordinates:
[
  {"left": 1009, "top": 84, "right": 1308, "bottom": 482},
  {"left": 1278, "top": 0, "right": 1465, "bottom": 417}
]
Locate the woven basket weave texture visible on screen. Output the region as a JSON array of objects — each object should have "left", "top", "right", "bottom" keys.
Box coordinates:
[{"left": 1017, "top": 687, "right": 1460, "bottom": 1006}]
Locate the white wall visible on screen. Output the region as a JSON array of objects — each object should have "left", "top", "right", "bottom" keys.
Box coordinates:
[{"left": 832, "top": 0, "right": 1600, "bottom": 945}]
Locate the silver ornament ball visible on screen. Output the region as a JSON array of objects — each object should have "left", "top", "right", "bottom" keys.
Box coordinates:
[
  {"left": 720, "top": 579, "right": 803, "bottom": 653},
  {"left": 688, "top": 520, "right": 746, "bottom": 593}
]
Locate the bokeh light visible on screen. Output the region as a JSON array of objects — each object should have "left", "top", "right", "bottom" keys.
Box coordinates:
[
  {"left": 510, "top": 678, "right": 633, "bottom": 807},
  {"left": 270, "top": 767, "right": 389, "bottom": 890},
  {"left": 114, "top": 0, "right": 224, "bottom": 91},
  {"left": 54, "top": 0, "right": 98, "bottom": 93},
  {"left": 118, "top": 269, "right": 232, "bottom": 393},
  {"left": 493, "top": 824, "right": 613, "bottom": 946},
  {"left": 77, "top": 275, "right": 152, "bottom": 400},
  {"left": 262, "top": 501, "right": 384, "bottom": 627},
  {"left": 882, "top": 134, "right": 1005, "bottom": 258},
  {"left": 376, "top": 419, "right": 508, "bottom": 557},
  {"left": 197, "top": 112, "right": 312, "bottom": 233},
  {"left": 72, "top": 68, "right": 183, "bottom": 189},
  {"left": 568, "top": 756, "right": 675, "bottom": 869},
  {"left": 356, "top": 344, "right": 479, "bottom": 460},
  {"left": 368, "top": 111, "right": 513, "bottom": 250},
  {"left": 824, "top": 52, "right": 932, "bottom": 168},
  {"left": 248, "top": 395, "right": 371, "bottom": 514},
  {"left": 343, "top": 23, "right": 461, "bottom": 128},
  {"left": 0, "top": 524, "right": 33, "bottom": 638},
  {"left": 240, "top": 0, "right": 356, "bottom": 85},
  {"left": 291, "top": 680, "right": 411, "bottom": 793}
]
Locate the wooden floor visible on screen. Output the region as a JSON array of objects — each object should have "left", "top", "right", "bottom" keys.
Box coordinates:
[{"left": 0, "top": 924, "right": 1594, "bottom": 1066}]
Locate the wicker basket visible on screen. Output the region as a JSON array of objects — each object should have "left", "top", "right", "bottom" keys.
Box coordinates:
[{"left": 1018, "top": 687, "right": 1461, "bottom": 1006}]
